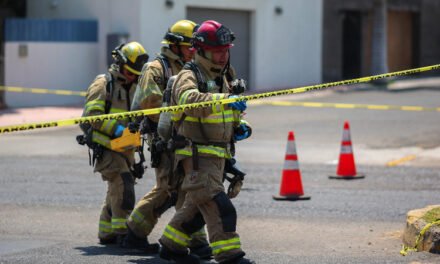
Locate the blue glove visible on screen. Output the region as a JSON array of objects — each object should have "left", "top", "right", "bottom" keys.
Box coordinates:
[
  {"left": 234, "top": 123, "right": 251, "bottom": 141},
  {"left": 113, "top": 124, "right": 125, "bottom": 138},
  {"left": 228, "top": 95, "right": 247, "bottom": 112}
]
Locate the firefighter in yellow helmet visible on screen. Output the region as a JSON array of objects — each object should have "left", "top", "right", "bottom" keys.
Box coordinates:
[
  {"left": 80, "top": 41, "right": 149, "bottom": 245},
  {"left": 123, "top": 20, "right": 212, "bottom": 258},
  {"left": 157, "top": 20, "right": 254, "bottom": 264}
]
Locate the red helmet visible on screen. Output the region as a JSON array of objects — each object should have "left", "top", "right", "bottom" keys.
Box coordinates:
[{"left": 192, "top": 20, "right": 235, "bottom": 50}]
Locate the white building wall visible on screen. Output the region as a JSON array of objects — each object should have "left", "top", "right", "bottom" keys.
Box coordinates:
[
  {"left": 139, "top": 0, "right": 323, "bottom": 90},
  {"left": 27, "top": 0, "right": 141, "bottom": 73},
  {"left": 17, "top": 0, "right": 322, "bottom": 105},
  {"left": 254, "top": 0, "right": 323, "bottom": 89},
  {"left": 5, "top": 42, "right": 98, "bottom": 107}
]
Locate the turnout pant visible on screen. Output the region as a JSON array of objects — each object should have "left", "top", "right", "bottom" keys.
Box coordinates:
[
  {"left": 95, "top": 151, "right": 135, "bottom": 240},
  {"left": 159, "top": 157, "right": 244, "bottom": 263},
  {"left": 127, "top": 152, "right": 208, "bottom": 247}
]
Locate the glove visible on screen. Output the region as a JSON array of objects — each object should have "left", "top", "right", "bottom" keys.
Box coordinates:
[
  {"left": 140, "top": 117, "right": 158, "bottom": 134},
  {"left": 227, "top": 180, "right": 243, "bottom": 199},
  {"left": 230, "top": 79, "right": 246, "bottom": 95},
  {"left": 234, "top": 123, "right": 251, "bottom": 141},
  {"left": 228, "top": 95, "right": 247, "bottom": 112},
  {"left": 131, "top": 161, "right": 145, "bottom": 179},
  {"left": 127, "top": 122, "right": 140, "bottom": 133},
  {"left": 113, "top": 124, "right": 125, "bottom": 138}
]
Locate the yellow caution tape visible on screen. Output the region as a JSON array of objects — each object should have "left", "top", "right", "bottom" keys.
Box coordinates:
[
  {"left": 400, "top": 219, "right": 440, "bottom": 256},
  {"left": 1, "top": 64, "right": 440, "bottom": 134},
  {"left": 0, "top": 86, "right": 86, "bottom": 96},
  {"left": 249, "top": 101, "right": 440, "bottom": 112}
]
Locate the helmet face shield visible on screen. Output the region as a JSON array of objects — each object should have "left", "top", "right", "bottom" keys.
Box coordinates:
[
  {"left": 125, "top": 53, "right": 149, "bottom": 75},
  {"left": 163, "top": 33, "right": 192, "bottom": 46},
  {"left": 216, "top": 26, "right": 235, "bottom": 46}
]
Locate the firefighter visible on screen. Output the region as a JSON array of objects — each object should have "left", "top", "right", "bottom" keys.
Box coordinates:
[
  {"left": 123, "top": 20, "right": 212, "bottom": 258},
  {"left": 81, "top": 42, "right": 149, "bottom": 245},
  {"left": 158, "top": 20, "right": 254, "bottom": 264}
]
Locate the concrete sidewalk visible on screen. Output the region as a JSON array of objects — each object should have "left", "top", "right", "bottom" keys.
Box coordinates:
[
  {"left": 335, "top": 76, "right": 440, "bottom": 92},
  {"left": 387, "top": 77, "right": 440, "bottom": 91},
  {"left": 0, "top": 106, "right": 83, "bottom": 127}
]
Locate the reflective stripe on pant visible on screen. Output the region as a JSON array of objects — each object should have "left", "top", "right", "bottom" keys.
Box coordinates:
[
  {"left": 159, "top": 157, "right": 244, "bottom": 262},
  {"left": 97, "top": 152, "right": 134, "bottom": 239}
]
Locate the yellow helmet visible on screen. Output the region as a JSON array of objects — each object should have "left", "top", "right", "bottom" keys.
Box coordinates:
[
  {"left": 162, "top": 20, "right": 198, "bottom": 46},
  {"left": 112, "top": 42, "right": 149, "bottom": 75}
]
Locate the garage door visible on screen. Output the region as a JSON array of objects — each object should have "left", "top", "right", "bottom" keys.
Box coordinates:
[{"left": 187, "top": 7, "right": 251, "bottom": 89}]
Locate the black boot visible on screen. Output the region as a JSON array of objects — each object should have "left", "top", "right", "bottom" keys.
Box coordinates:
[
  {"left": 232, "top": 258, "right": 256, "bottom": 264},
  {"left": 190, "top": 244, "right": 213, "bottom": 260},
  {"left": 121, "top": 228, "right": 160, "bottom": 254},
  {"left": 159, "top": 243, "right": 200, "bottom": 264},
  {"left": 219, "top": 252, "right": 256, "bottom": 264},
  {"left": 99, "top": 234, "right": 125, "bottom": 245},
  {"left": 99, "top": 236, "right": 117, "bottom": 245}
]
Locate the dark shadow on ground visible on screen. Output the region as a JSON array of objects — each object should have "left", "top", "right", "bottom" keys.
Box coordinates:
[
  {"left": 127, "top": 257, "right": 169, "bottom": 264},
  {"left": 75, "top": 245, "right": 154, "bottom": 257},
  {"left": 127, "top": 258, "right": 217, "bottom": 264},
  {"left": 75, "top": 244, "right": 175, "bottom": 263}
]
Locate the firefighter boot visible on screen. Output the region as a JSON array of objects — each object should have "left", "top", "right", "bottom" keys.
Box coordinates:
[
  {"left": 99, "top": 236, "right": 118, "bottom": 245},
  {"left": 219, "top": 252, "right": 256, "bottom": 264},
  {"left": 121, "top": 227, "right": 160, "bottom": 254},
  {"left": 159, "top": 243, "right": 200, "bottom": 264},
  {"left": 99, "top": 234, "right": 125, "bottom": 245},
  {"left": 189, "top": 244, "right": 213, "bottom": 260}
]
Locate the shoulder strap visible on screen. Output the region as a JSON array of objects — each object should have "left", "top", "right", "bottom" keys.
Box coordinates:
[
  {"left": 157, "top": 55, "right": 172, "bottom": 90},
  {"left": 182, "top": 62, "right": 215, "bottom": 145},
  {"left": 183, "top": 62, "right": 207, "bottom": 93},
  {"left": 104, "top": 73, "right": 114, "bottom": 114},
  {"left": 224, "top": 62, "right": 234, "bottom": 83}
]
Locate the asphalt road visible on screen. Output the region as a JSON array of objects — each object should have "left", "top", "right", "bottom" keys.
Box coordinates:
[{"left": 0, "top": 87, "right": 439, "bottom": 263}]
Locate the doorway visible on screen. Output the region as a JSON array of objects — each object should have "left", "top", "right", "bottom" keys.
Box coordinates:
[
  {"left": 342, "top": 11, "right": 363, "bottom": 79},
  {"left": 387, "top": 10, "right": 419, "bottom": 71},
  {"left": 0, "top": 0, "right": 26, "bottom": 109},
  {"left": 187, "top": 7, "right": 251, "bottom": 89}
]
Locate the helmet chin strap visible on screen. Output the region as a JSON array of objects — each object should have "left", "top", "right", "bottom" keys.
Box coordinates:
[
  {"left": 221, "top": 53, "right": 231, "bottom": 76},
  {"left": 216, "top": 53, "right": 230, "bottom": 87},
  {"left": 170, "top": 44, "right": 185, "bottom": 65},
  {"left": 176, "top": 45, "right": 184, "bottom": 62}
]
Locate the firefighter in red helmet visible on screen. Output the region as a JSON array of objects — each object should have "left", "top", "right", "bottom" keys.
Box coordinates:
[{"left": 158, "top": 20, "right": 254, "bottom": 264}]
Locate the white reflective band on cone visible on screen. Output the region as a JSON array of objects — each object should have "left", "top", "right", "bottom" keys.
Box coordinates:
[
  {"left": 342, "top": 129, "right": 351, "bottom": 141},
  {"left": 340, "top": 145, "right": 353, "bottom": 154},
  {"left": 285, "top": 142, "right": 297, "bottom": 155},
  {"left": 283, "top": 160, "right": 299, "bottom": 170}
]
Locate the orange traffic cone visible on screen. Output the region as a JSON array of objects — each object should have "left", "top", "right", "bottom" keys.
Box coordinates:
[
  {"left": 273, "top": 131, "right": 311, "bottom": 201},
  {"left": 329, "top": 121, "right": 365, "bottom": 180}
]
